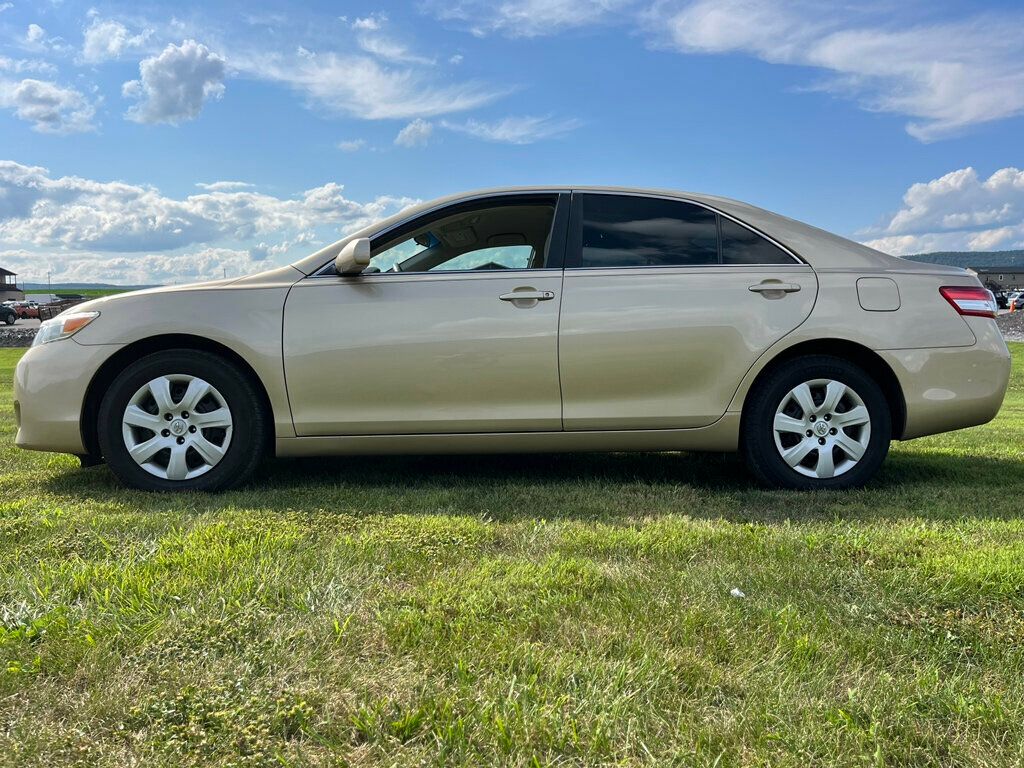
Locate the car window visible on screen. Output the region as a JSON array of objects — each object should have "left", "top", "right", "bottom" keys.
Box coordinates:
[
  {"left": 367, "top": 202, "right": 556, "bottom": 274},
  {"left": 580, "top": 195, "right": 718, "bottom": 267},
  {"left": 720, "top": 217, "right": 796, "bottom": 265}
]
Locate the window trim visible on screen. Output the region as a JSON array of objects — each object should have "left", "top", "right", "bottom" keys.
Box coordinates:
[
  {"left": 310, "top": 191, "right": 571, "bottom": 278},
  {"left": 564, "top": 190, "right": 804, "bottom": 270}
]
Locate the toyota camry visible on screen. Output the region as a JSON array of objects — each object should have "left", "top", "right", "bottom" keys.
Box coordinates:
[{"left": 13, "top": 187, "right": 1011, "bottom": 491}]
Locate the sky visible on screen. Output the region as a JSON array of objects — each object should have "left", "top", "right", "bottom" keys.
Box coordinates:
[{"left": 1, "top": 0, "right": 1023, "bottom": 285}]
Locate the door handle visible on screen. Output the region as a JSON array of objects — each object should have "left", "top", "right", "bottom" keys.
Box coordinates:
[
  {"left": 499, "top": 290, "right": 555, "bottom": 302},
  {"left": 749, "top": 281, "right": 801, "bottom": 294}
]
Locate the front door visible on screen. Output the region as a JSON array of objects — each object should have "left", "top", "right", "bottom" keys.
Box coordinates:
[
  {"left": 558, "top": 192, "right": 818, "bottom": 430},
  {"left": 283, "top": 193, "right": 569, "bottom": 436}
]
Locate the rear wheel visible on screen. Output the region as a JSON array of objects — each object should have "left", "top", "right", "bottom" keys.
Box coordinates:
[
  {"left": 2, "top": 311, "right": 13, "bottom": 325},
  {"left": 97, "top": 350, "right": 267, "bottom": 491},
  {"left": 741, "top": 355, "right": 891, "bottom": 489}
]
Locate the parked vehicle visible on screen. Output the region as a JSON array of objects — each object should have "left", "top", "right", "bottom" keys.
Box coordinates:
[
  {"left": 1009, "top": 291, "right": 1024, "bottom": 312},
  {"left": 14, "top": 186, "right": 1011, "bottom": 492},
  {"left": 1, "top": 303, "right": 15, "bottom": 325},
  {"left": 15, "top": 301, "right": 39, "bottom": 319}
]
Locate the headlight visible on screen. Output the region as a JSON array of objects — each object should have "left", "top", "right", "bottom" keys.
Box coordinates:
[{"left": 32, "top": 312, "right": 100, "bottom": 347}]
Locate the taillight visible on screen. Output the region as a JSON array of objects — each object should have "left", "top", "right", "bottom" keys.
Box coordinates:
[{"left": 939, "top": 286, "right": 997, "bottom": 319}]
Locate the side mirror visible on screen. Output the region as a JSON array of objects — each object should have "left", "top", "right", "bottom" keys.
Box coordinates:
[{"left": 334, "top": 237, "right": 372, "bottom": 276}]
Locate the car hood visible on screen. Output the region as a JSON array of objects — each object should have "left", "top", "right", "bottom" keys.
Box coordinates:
[{"left": 62, "top": 266, "right": 304, "bottom": 317}]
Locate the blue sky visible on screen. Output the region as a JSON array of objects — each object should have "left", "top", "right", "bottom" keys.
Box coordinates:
[{"left": 1, "top": 0, "right": 1023, "bottom": 284}]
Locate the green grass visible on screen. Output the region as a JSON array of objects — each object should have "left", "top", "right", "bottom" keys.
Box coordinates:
[{"left": 1, "top": 345, "right": 1022, "bottom": 767}]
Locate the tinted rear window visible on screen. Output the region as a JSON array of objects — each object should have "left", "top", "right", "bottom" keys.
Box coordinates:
[
  {"left": 580, "top": 195, "right": 719, "bottom": 267},
  {"left": 720, "top": 217, "right": 795, "bottom": 265}
]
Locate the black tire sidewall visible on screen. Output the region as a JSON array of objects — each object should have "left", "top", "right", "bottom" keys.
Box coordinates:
[
  {"left": 97, "top": 350, "right": 265, "bottom": 492},
  {"left": 742, "top": 356, "right": 891, "bottom": 490}
]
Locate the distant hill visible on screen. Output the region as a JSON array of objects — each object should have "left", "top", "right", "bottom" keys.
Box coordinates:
[
  {"left": 902, "top": 250, "right": 1024, "bottom": 269},
  {"left": 23, "top": 282, "right": 157, "bottom": 290}
]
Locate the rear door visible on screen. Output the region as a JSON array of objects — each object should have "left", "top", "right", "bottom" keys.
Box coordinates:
[{"left": 558, "top": 192, "right": 817, "bottom": 430}]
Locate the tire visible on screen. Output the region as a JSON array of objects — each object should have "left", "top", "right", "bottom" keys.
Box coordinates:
[
  {"left": 741, "top": 355, "right": 891, "bottom": 490},
  {"left": 2, "top": 311, "right": 13, "bottom": 325},
  {"left": 97, "top": 350, "right": 268, "bottom": 491}
]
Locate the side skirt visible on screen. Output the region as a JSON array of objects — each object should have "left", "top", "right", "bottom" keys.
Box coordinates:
[{"left": 275, "top": 413, "right": 740, "bottom": 457}]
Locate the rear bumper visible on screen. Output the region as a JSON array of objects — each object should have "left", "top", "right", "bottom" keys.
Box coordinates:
[
  {"left": 880, "top": 318, "right": 1011, "bottom": 440},
  {"left": 14, "top": 339, "right": 118, "bottom": 455}
]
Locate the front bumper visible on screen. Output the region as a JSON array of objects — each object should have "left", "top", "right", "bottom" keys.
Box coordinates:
[
  {"left": 14, "top": 338, "right": 120, "bottom": 455},
  {"left": 880, "top": 318, "right": 1012, "bottom": 440}
]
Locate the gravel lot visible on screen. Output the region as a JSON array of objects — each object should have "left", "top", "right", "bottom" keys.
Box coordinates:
[{"left": 997, "top": 310, "right": 1024, "bottom": 342}]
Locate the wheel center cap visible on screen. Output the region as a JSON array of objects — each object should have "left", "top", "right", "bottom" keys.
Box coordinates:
[
  {"left": 169, "top": 419, "right": 188, "bottom": 436},
  {"left": 814, "top": 421, "right": 829, "bottom": 437}
]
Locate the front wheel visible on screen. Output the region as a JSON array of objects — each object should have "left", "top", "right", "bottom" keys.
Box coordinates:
[
  {"left": 741, "top": 355, "right": 891, "bottom": 490},
  {"left": 97, "top": 350, "right": 268, "bottom": 491},
  {"left": 2, "top": 311, "right": 14, "bottom": 325}
]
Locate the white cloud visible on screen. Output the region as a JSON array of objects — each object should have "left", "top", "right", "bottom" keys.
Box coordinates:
[
  {"left": 425, "top": 0, "right": 635, "bottom": 37},
  {"left": 0, "top": 160, "right": 416, "bottom": 255},
  {"left": 650, "top": 0, "right": 1024, "bottom": 142},
  {"left": 0, "top": 4, "right": 14, "bottom": 13},
  {"left": 25, "top": 23, "right": 45, "bottom": 43},
  {"left": 195, "top": 181, "right": 254, "bottom": 191},
  {"left": 123, "top": 40, "right": 226, "bottom": 125},
  {"left": 395, "top": 118, "right": 433, "bottom": 147},
  {"left": 0, "top": 55, "right": 57, "bottom": 76},
  {"left": 240, "top": 50, "right": 500, "bottom": 120},
  {"left": 0, "top": 78, "right": 96, "bottom": 133},
  {"left": 357, "top": 34, "right": 434, "bottom": 65},
  {"left": 351, "top": 14, "right": 386, "bottom": 31},
  {"left": 1, "top": 247, "right": 272, "bottom": 285},
  {"left": 441, "top": 114, "right": 580, "bottom": 144},
  {"left": 337, "top": 139, "right": 367, "bottom": 152},
  {"left": 82, "top": 17, "right": 152, "bottom": 63},
  {"left": 861, "top": 167, "right": 1024, "bottom": 255}
]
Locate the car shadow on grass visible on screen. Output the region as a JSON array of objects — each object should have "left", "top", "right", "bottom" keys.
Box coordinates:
[{"left": 38, "top": 448, "right": 1024, "bottom": 522}]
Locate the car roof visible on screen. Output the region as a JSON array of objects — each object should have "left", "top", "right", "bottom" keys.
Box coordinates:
[{"left": 289, "top": 185, "right": 962, "bottom": 275}]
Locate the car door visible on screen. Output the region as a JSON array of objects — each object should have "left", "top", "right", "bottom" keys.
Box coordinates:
[
  {"left": 558, "top": 191, "right": 818, "bottom": 430},
  {"left": 283, "top": 193, "right": 570, "bottom": 436}
]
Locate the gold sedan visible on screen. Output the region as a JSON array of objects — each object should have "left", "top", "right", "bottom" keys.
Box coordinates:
[{"left": 13, "top": 187, "right": 1011, "bottom": 491}]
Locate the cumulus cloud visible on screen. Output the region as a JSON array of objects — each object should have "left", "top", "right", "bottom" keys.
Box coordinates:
[
  {"left": 441, "top": 114, "right": 580, "bottom": 144},
  {"left": 337, "top": 139, "right": 367, "bottom": 152},
  {"left": 195, "top": 180, "right": 254, "bottom": 191},
  {"left": 235, "top": 49, "right": 501, "bottom": 120},
  {"left": 1, "top": 247, "right": 274, "bottom": 285},
  {"left": 82, "top": 17, "right": 152, "bottom": 63},
  {"left": 861, "top": 167, "right": 1024, "bottom": 255},
  {"left": 650, "top": 0, "right": 1024, "bottom": 141},
  {"left": 394, "top": 118, "right": 433, "bottom": 147},
  {"left": 424, "top": 0, "right": 635, "bottom": 37},
  {"left": 0, "top": 159, "right": 416, "bottom": 254},
  {"left": 0, "top": 78, "right": 96, "bottom": 133},
  {"left": 25, "top": 23, "right": 45, "bottom": 43},
  {"left": 0, "top": 55, "right": 57, "bottom": 76},
  {"left": 123, "top": 40, "right": 226, "bottom": 124}
]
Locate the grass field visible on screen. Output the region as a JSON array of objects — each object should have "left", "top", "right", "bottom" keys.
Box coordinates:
[{"left": 1, "top": 345, "right": 1022, "bottom": 767}]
